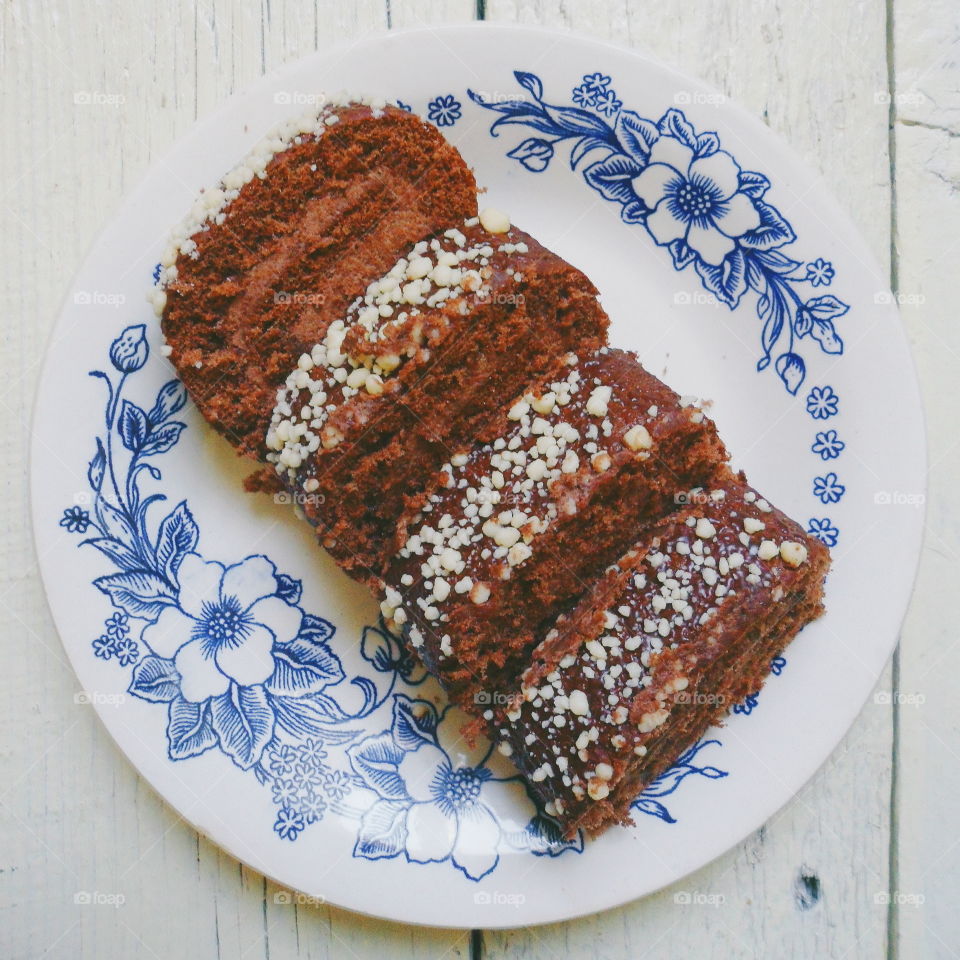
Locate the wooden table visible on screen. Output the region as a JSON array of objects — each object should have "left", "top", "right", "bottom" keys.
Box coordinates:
[{"left": 2, "top": 2, "right": 955, "bottom": 957}]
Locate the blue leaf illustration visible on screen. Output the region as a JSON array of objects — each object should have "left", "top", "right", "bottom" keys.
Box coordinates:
[
  {"left": 391, "top": 695, "right": 437, "bottom": 750},
  {"left": 506, "top": 137, "right": 554, "bottom": 172},
  {"left": 81, "top": 536, "right": 142, "bottom": 571},
  {"left": 631, "top": 797, "right": 677, "bottom": 823},
  {"left": 209, "top": 683, "right": 275, "bottom": 770},
  {"left": 129, "top": 655, "right": 180, "bottom": 702},
  {"left": 167, "top": 696, "right": 216, "bottom": 760},
  {"left": 810, "top": 318, "right": 844, "bottom": 354},
  {"left": 513, "top": 70, "right": 543, "bottom": 100},
  {"left": 569, "top": 135, "right": 614, "bottom": 170},
  {"left": 694, "top": 130, "right": 720, "bottom": 157},
  {"left": 275, "top": 573, "right": 302, "bottom": 605},
  {"left": 271, "top": 693, "right": 363, "bottom": 740},
  {"left": 668, "top": 239, "right": 698, "bottom": 270},
  {"left": 97, "top": 497, "right": 137, "bottom": 546},
  {"left": 94, "top": 570, "right": 177, "bottom": 620},
  {"left": 266, "top": 635, "right": 344, "bottom": 697},
  {"left": 753, "top": 249, "right": 803, "bottom": 276},
  {"left": 147, "top": 380, "right": 188, "bottom": 424},
  {"left": 353, "top": 799, "right": 409, "bottom": 859},
  {"left": 695, "top": 249, "right": 748, "bottom": 307},
  {"left": 614, "top": 110, "right": 659, "bottom": 162},
  {"left": 584, "top": 152, "right": 642, "bottom": 205},
  {"left": 657, "top": 108, "right": 697, "bottom": 148},
  {"left": 347, "top": 731, "right": 409, "bottom": 800},
  {"left": 155, "top": 501, "right": 198, "bottom": 581},
  {"left": 739, "top": 201, "right": 796, "bottom": 251},
  {"left": 738, "top": 169, "right": 771, "bottom": 199},
  {"left": 805, "top": 294, "right": 850, "bottom": 322},
  {"left": 775, "top": 352, "right": 806, "bottom": 394},
  {"left": 360, "top": 624, "right": 396, "bottom": 673},
  {"left": 542, "top": 102, "right": 612, "bottom": 138},
  {"left": 298, "top": 612, "right": 335, "bottom": 643},
  {"left": 118, "top": 400, "right": 149, "bottom": 452},
  {"left": 139, "top": 421, "right": 186, "bottom": 457},
  {"left": 87, "top": 438, "right": 106, "bottom": 492}
]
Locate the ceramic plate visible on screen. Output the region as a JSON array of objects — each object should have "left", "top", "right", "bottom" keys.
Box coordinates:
[{"left": 31, "top": 24, "right": 925, "bottom": 928}]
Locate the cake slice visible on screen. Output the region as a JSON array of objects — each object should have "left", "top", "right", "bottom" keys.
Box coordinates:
[
  {"left": 267, "top": 218, "right": 609, "bottom": 580},
  {"left": 378, "top": 347, "right": 728, "bottom": 710},
  {"left": 484, "top": 472, "right": 829, "bottom": 837},
  {"left": 158, "top": 98, "right": 478, "bottom": 458}
]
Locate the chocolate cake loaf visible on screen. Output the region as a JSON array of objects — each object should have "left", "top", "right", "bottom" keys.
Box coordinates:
[
  {"left": 266, "top": 217, "right": 608, "bottom": 581},
  {"left": 158, "top": 98, "right": 478, "bottom": 458},
  {"left": 156, "top": 97, "right": 830, "bottom": 843},
  {"left": 378, "top": 347, "right": 728, "bottom": 710},
  {"left": 483, "top": 472, "right": 828, "bottom": 837}
]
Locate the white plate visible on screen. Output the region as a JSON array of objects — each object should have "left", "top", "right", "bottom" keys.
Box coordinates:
[{"left": 31, "top": 24, "right": 925, "bottom": 928}]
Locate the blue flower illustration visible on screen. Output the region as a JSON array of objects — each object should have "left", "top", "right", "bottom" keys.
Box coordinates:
[
  {"left": 633, "top": 137, "right": 761, "bottom": 267},
  {"left": 733, "top": 692, "right": 759, "bottom": 716},
  {"left": 92, "top": 635, "right": 116, "bottom": 660},
  {"left": 806, "top": 385, "right": 839, "bottom": 420},
  {"left": 275, "top": 807, "right": 305, "bottom": 841},
  {"left": 572, "top": 83, "right": 597, "bottom": 108},
  {"left": 271, "top": 778, "right": 298, "bottom": 807},
  {"left": 114, "top": 637, "right": 139, "bottom": 667},
  {"left": 594, "top": 89, "right": 623, "bottom": 117},
  {"left": 808, "top": 518, "right": 839, "bottom": 547},
  {"left": 348, "top": 696, "right": 544, "bottom": 880},
  {"left": 109, "top": 323, "right": 148, "bottom": 373},
  {"left": 427, "top": 94, "right": 462, "bottom": 127},
  {"left": 60, "top": 506, "right": 91, "bottom": 534},
  {"left": 300, "top": 789, "right": 328, "bottom": 823},
  {"left": 813, "top": 472, "right": 845, "bottom": 504},
  {"left": 323, "top": 769, "right": 353, "bottom": 802},
  {"left": 582, "top": 72, "right": 611, "bottom": 94},
  {"left": 104, "top": 612, "right": 129, "bottom": 638},
  {"left": 805, "top": 258, "right": 834, "bottom": 287},
  {"left": 269, "top": 743, "right": 299, "bottom": 776},
  {"left": 469, "top": 70, "right": 849, "bottom": 395},
  {"left": 396, "top": 100, "right": 412, "bottom": 112},
  {"left": 771, "top": 657, "right": 787, "bottom": 676},
  {"left": 811, "top": 429, "right": 845, "bottom": 460},
  {"left": 630, "top": 739, "right": 728, "bottom": 823},
  {"left": 141, "top": 553, "right": 302, "bottom": 702}
]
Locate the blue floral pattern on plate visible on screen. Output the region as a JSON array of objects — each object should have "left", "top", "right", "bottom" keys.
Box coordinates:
[
  {"left": 466, "top": 70, "right": 850, "bottom": 397},
  {"left": 61, "top": 320, "right": 756, "bottom": 879}
]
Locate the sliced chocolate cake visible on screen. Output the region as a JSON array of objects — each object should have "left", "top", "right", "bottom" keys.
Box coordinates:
[
  {"left": 159, "top": 98, "right": 478, "bottom": 458},
  {"left": 266, "top": 217, "right": 609, "bottom": 581},
  {"left": 378, "top": 347, "right": 728, "bottom": 710},
  {"left": 483, "top": 472, "right": 828, "bottom": 837}
]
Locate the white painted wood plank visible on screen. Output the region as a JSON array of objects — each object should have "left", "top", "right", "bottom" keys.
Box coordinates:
[
  {"left": 0, "top": 2, "right": 471, "bottom": 959},
  {"left": 889, "top": 1, "right": 960, "bottom": 956},
  {"left": 481, "top": 1, "right": 895, "bottom": 957}
]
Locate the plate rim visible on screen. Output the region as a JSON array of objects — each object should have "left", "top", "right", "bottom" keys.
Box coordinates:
[{"left": 29, "top": 20, "right": 927, "bottom": 929}]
